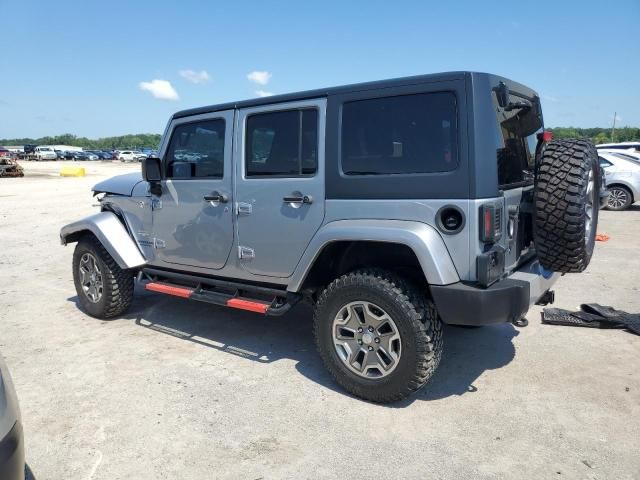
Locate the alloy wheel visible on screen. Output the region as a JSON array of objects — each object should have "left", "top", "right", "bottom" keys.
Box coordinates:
[
  {"left": 332, "top": 301, "right": 401, "bottom": 379},
  {"left": 79, "top": 252, "right": 103, "bottom": 303}
]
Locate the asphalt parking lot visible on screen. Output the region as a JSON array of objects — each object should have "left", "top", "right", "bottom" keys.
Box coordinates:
[{"left": 1, "top": 160, "right": 639, "bottom": 480}]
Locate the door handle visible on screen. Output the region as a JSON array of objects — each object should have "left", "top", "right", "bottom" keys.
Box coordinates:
[
  {"left": 204, "top": 191, "right": 228, "bottom": 204},
  {"left": 283, "top": 194, "right": 313, "bottom": 205}
]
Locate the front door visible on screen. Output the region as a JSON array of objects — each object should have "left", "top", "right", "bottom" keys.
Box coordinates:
[
  {"left": 152, "top": 111, "right": 235, "bottom": 270},
  {"left": 235, "top": 99, "right": 326, "bottom": 278}
]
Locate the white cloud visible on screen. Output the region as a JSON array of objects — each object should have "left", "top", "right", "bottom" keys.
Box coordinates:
[
  {"left": 179, "top": 69, "right": 210, "bottom": 84},
  {"left": 139, "top": 79, "right": 179, "bottom": 100},
  {"left": 542, "top": 95, "right": 559, "bottom": 103},
  {"left": 255, "top": 90, "right": 273, "bottom": 98},
  {"left": 247, "top": 71, "right": 272, "bottom": 85}
]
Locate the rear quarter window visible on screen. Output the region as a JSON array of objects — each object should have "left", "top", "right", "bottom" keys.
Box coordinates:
[{"left": 340, "top": 92, "right": 458, "bottom": 175}]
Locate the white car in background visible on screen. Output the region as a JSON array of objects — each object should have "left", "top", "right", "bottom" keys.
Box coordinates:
[
  {"left": 34, "top": 146, "right": 57, "bottom": 161},
  {"left": 598, "top": 149, "right": 640, "bottom": 164},
  {"left": 598, "top": 151, "right": 640, "bottom": 211},
  {"left": 596, "top": 141, "right": 640, "bottom": 153},
  {"left": 117, "top": 151, "right": 147, "bottom": 162}
]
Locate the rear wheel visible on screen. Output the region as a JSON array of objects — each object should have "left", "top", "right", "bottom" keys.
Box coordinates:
[
  {"left": 72, "top": 236, "right": 134, "bottom": 319},
  {"left": 534, "top": 138, "right": 600, "bottom": 273},
  {"left": 314, "top": 269, "right": 443, "bottom": 403},
  {"left": 606, "top": 185, "right": 632, "bottom": 211}
]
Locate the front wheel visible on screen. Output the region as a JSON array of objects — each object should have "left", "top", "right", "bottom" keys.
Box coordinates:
[
  {"left": 72, "top": 236, "right": 134, "bottom": 319},
  {"left": 314, "top": 269, "right": 443, "bottom": 403}
]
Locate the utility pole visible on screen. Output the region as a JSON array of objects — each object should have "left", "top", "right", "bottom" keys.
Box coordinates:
[{"left": 611, "top": 112, "right": 617, "bottom": 142}]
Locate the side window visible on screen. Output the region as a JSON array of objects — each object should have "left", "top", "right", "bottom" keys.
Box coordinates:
[
  {"left": 245, "top": 108, "right": 318, "bottom": 177},
  {"left": 165, "top": 119, "right": 225, "bottom": 179},
  {"left": 341, "top": 92, "right": 458, "bottom": 175},
  {"left": 599, "top": 157, "right": 613, "bottom": 168}
]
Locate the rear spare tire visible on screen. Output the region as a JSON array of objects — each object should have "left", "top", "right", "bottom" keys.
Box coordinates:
[{"left": 534, "top": 139, "right": 599, "bottom": 273}]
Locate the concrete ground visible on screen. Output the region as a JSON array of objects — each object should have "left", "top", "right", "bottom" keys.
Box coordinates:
[{"left": 1, "top": 160, "right": 639, "bottom": 480}]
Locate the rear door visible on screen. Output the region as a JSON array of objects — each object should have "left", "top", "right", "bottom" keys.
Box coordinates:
[
  {"left": 235, "top": 99, "right": 326, "bottom": 278},
  {"left": 151, "top": 111, "right": 235, "bottom": 270}
]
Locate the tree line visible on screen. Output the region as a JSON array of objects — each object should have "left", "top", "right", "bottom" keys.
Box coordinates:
[
  {"left": 1, "top": 128, "right": 638, "bottom": 150},
  {"left": 548, "top": 127, "right": 639, "bottom": 144},
  {"left": 0, "top": 133, "right": 162, "bottom": 150}
]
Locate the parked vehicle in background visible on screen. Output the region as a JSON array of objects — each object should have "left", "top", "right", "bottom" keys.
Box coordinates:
[
  {"left": 32, "top": 146, "right": 57, "bottom": 161},
  {"left": 22, "top": 145, "right": 36, "bottom": 158},
  {"left": 599, "top": 149, "right": 640, "bottom": 164},
  {"left": 86, "top": 150, "right": 110, "bottom": 160},
  {"left": 0, "top": 353, "right": 25, "bottom": 480},
  {"left": 54, "top": 149, "right": 65, "bottom": 160},
  {"left": 596, "top": 141, "right": 640, "bottom": 153},
  {"left": 117, "top": 150, "right": 141, "bottom": 162},
  {"left": 0, "top": 147, "right": 11, "bottom": 158},
  {"left": 74, "top": 151, "right": 98, "bottom": 161},
  {"left": 598, "top": 150, "right": 640, "bottom": 210},
  {"left": 598, "top": 152, "right": 640, "bottom": 210}
]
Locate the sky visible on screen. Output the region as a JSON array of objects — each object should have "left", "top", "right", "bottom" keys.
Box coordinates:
[{"left": 0, "top": 0, "right": 638, "bottom": 139}]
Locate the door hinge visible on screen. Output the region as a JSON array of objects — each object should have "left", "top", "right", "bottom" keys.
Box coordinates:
[
  {"left": 238, "top": 246, "right": 255, "bottom": 260},
  {"left": 154, "top": 238, "right": 166, "bottom": 249}
]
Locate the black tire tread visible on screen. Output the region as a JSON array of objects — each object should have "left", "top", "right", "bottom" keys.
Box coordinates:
[
  {"left": 313, "top": 269, "right": 443, "bottom": 403},
  {"left": 534, "top": 138, "right": 598, "bottom": 273},
  {"left": 74, "top": 236, "right": 134, "bottom": 318}
]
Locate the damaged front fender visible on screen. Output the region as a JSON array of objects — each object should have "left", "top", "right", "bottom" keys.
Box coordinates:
[{"left": 60, "top": 212, "right": 146, "bottom": 269}]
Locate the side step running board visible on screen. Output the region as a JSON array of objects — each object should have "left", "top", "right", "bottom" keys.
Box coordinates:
[{"left": 143, "top": 280, "right": 297, "bottom": 316}]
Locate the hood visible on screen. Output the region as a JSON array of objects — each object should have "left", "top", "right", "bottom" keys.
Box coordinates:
[{"left": 93, "top": 172, "right": 144, "bottom": 196}]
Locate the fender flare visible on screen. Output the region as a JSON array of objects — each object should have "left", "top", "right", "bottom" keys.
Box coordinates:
[
  {"left": 60, "top": 212, "right": 146, "bottom": 269},
  {"left": 288, "top": 220, "right": 460, "bottom": 292}
]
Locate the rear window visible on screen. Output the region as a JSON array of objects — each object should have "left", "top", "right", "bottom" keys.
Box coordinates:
[
  {"left": 340, "top": 92, "right": 458, "bottom": 175},
  {"left": 493, "top": 83, "right": 543, "bottom": 188}
]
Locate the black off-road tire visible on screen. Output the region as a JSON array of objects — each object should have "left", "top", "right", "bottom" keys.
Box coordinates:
[
  {"left": 606, "top": 185, "right": 633, "bottom": 211},
  {"left": 534, "top": 139, "right": 600, "bottom": 273},
  {"left": 313, "top": 269, "right": 443, "bottom": 403},
  {"left": 72, "top": 236, "right": 134, "bottom": 319}
]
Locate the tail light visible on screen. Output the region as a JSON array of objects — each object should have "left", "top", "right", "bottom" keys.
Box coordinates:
[
  {"left": 480, "top": 204, "right": 503, "bottom": 243},
  {"left": 536, "top": 131, "right": 553, "bottom": 142}
]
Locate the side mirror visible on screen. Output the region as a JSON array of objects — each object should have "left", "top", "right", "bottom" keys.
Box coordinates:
[
  {"left": 142, "top": 156, "right": 162, "bottom": 181},
  {"left": 142, "top": 156, "right": 162, "bottom": 196}
]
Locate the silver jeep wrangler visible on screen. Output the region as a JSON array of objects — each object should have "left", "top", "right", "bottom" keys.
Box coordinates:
[{"left": 61, "top": 72, "right": 600, "bottom": 403}]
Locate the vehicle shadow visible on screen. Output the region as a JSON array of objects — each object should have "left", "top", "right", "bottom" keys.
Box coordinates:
[{"left": 68, "top": 288, "right": 519, "bottom": 406}]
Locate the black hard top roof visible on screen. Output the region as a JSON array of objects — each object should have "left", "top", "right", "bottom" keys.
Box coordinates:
[{"left": 172, "top": 71, "right": 479, "bottom": 119}]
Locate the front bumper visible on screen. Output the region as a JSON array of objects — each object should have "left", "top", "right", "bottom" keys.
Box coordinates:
[
  {"left": 431, "top": 258, "right": 559, "bottom": 326},
  {"left": 0, "top": 421, "right": 24, "bottom": 480}
]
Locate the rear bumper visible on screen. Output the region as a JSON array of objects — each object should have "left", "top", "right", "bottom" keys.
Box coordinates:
[
  {"left": 431, "top": 258, "right": 559, "bottom": 326},
  {"left": 0, "top": 421, "right": 24, "bottom": 480}
]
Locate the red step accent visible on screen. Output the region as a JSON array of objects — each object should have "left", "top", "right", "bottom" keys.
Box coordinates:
[
  {"left": 226, "top": 297, "right": 270, "bottom": 314},
  {"left": 145, "top": 282, "right": 194, "bottom": 299}
]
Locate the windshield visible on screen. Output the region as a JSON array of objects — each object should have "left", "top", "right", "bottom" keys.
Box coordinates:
[{"left": 493, "top": 84, "right": 543, "bottom": 189}]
